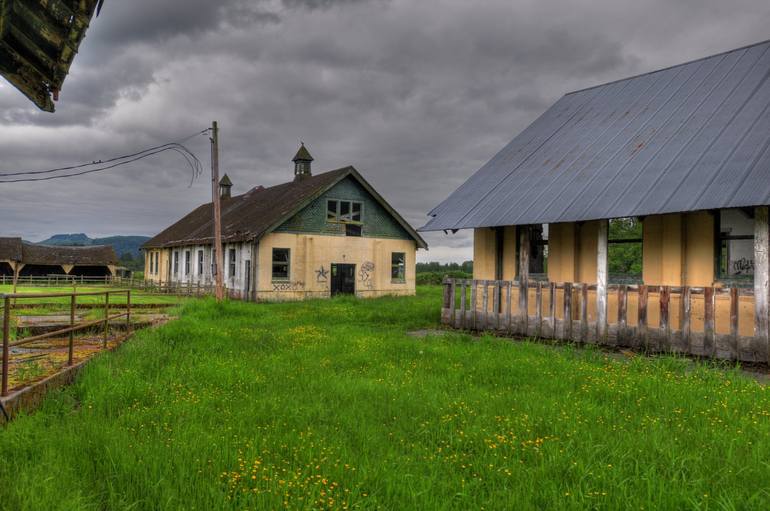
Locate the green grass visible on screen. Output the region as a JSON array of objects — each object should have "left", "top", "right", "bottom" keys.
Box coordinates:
[
  {"left": 0, "top": 285, "right": 183, "bottom": 305},
  {"left": 0, "top": 287, "right": 769, "bottom": 510}
]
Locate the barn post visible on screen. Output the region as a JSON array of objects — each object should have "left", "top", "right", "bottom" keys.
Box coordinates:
[
  {"left": 518, "top": 226, "right": 530, "bottom": 335},
  {"left": 754, "top": 206, "right": 769, "bottom": 360},
  {"left": 596, "top": 219, "right": 609, "bottom": 343}
]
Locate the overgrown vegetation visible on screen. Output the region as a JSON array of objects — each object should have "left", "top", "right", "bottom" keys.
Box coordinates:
[{"left": 0, "top": 287, "right": 768, "bottom": 510}]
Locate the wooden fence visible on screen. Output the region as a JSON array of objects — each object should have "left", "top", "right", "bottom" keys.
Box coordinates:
[
  {"left": 1, "top": 290, "right": 131, "bottom": 396},
  {"left": 442, "top": 278, "right": 769, "bottom": 363},
  {"left": 1, "top": 275, "right": 215, "bottom": 297}
]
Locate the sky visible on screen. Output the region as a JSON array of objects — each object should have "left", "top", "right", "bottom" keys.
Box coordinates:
[{"left": 0, "top": 0, "right": 769, "bottom": 263}]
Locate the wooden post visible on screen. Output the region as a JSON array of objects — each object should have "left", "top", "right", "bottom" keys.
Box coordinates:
[
  {"left": 617, "top": 285, "right": 628, "bottom": 345},
  {"left": 754, "top": 206, "right": 769, "bottom": 360},
  {"left": 470, "top": 281, "right": 478, "bottom": 330},
  {"left": 660, "top": 286, "right": 671, "bottom": 350},
  {"left": 482, "top": 281, "right": 489, "bottom": 330},
  {"left": 504, "top": 281, "right": 512, "bottom": 332},
  {"left": 460, "top": 280, "right": 467, "bottom": 329},
  {"left": 126, "top": 290, "right": 132, "bottom": 335},
  {"left": 492, "top": 280, "right": 500, "bottom": 330},
  {"left": 596, "top": 220, "right": 609, "bottom": 343},
  {"left": 535, "top": 281, "right": 543, "bottom": 339},
  {"left": 68, "top": 294, "right": 75, "bottom": 366},
  {"left": 548, "top": 282, "right": 556, "bottom": 337},
  {"left": 638, "top": 285, "right": 648, "bottom": 350},
  {"left": 518, "top": 226, "right": 529, "bottom": 335},
  {"left": 103, "top": 292, "right": 110, "bottom": 349},
  {"left": 681, "top": 286, "right": 691, "bottom": 353},
  {"left": 704, "top": 287, "right": 715, "bottom": 357},
  {"left": 442, "top": 278, "right": 452, "bottom": 325},
  {"left": 730, "top": 287, "right": 739, "bottom": 359},
  {"left": 563, "top": 282, "right": 572, "bottom": 341},
  {"left": 580, "top": 284, "right": 589, "bottom": 342},
  {"left": 211, "top": 121, "right": 225, "bottom": 302},
  {"left": 2, "top": 295, "right": 10, "bottom": 397}
]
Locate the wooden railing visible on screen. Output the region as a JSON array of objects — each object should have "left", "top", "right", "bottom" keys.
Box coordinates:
[
  {"left": 442, "top": 278, "right": 769, "bottom": 363},
  {"left": 1, "top": 290, "right": 131, "bottom": 396}
]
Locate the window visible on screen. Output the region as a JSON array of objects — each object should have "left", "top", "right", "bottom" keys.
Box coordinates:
[
  {"left": 346, "top": 224, "right": 362, "bottom": 237},
  {"left": 148, "top": 253, "right": 154, "bottom": 274},
  {"left": 198, "top": 250, "right": 204, "bottom": 275},
  {"left": 515, "top": 224, "right": 549, "bottom": 280},
  {"left": 184, "top": 250, "right": 191, "bottom": 276},
  {"left": 211, "top": 248, "right": 217, "bottom": 276},
  {"left": 391, "top": 252, "right": 406, "bottom": 282},
  {"left": 228, "top": 248, "right": 236, "bottom": 278},
  {"left": 608, "top": 217, "right": 643, "bottom": 284},
  {"left": 154, "top": 253, "right": 159, "bottom": 275},
  {"left": 272, "top": 248, "right": 290, "bottom": 280},
  {"left": 173, "top": 252, "right": 179, "bottom": 275},
  {"left": 717, "top": 209, "right": 754, "bottom": 281},
  {"left": 327, "top": 200, "right": 363, "bottom": 223}
]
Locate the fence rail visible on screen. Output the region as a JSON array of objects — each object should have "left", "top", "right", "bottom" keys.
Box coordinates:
[
  {"left": 1, "top": 290, "right": 131, "bottom": 396},
  {"left": 442, "top": 278, "right": 769, "bottom": 363},
  {"left": 0, "top": 275, "right": 215, "bottom": 296}
]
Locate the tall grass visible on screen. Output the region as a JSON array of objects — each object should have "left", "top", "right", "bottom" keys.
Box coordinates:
[{"left": 0, "top": 287, "right": 768, "bottom": 510}]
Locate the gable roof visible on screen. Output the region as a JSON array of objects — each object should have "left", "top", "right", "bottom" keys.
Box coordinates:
[
  {"left": 143, "top": 167, "right": 427, "bottom": 249},
  {"left": 421, "top": 40, "right": 770, "bottom": 232},
  {"left": 0, "top": 237, "right": 116, "bottom": 266},
  {"left": 0, "top": 237, "right": 22, "bottom": 261},
  {"left": 0, "top": 0, "right": 103, "bottom": 112}
]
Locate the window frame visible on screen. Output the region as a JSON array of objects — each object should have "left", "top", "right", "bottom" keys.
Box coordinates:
[
  {"left": 391, "top": 252, "right": 406, "bottom": 283},
  {"left": 326, "top": 199, "right": 364, "bottom": 225},
  {"left": 197, "top": 250, "right": 204, "bottom": 275},
  {"left": 184, "top": 250, "right": 191, "bottom": 276},
  {"left": 715, "top": 209, "right": 755, "bottom": 286},
  {"left": 272, "top": 248, "right": 291, "bottom": 281},
  {"left": 173, "top": 251, "right": 179, "bottom": 275},
  {"left": 608, "top": 217, "right": 643, "bottom": 285},
  {"left": 228, "top": 248, "right": 237, "bottom": 279}
]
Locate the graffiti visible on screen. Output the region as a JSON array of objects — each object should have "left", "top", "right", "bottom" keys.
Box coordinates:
[
  {"left": 732, "top": 257, "right": 754, "bottom": 275},
  {"left": 315, "top": 266, "right": 329, "bottom": 282},
  {"left": 273, "top": 281, "right": 305, "bottom": 292},
  {"left": 359, "top": 261, "right": 375, "bottom": 290}
]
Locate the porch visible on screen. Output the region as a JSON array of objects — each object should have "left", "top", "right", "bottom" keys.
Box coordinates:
[{"left": 441, "top": 279, "right": 768, "bottom": 362}]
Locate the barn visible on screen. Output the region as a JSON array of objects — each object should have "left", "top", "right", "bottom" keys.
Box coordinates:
[
  {"left": 143, "top": 145, "right": 427, "bottom": 300},
  {"left": 0, "top": 237, "right": 118, "bottom": 280},
  {"left": 422, "top": 40, "right": 770, "bottom": 362}
]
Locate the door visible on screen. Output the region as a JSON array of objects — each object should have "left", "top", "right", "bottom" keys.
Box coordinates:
[{"left": 331, "top": 264, "right": 356, "bottom": 296}]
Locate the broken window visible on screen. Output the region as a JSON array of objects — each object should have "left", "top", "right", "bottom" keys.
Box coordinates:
[
  {"left": 327, "top": 200, "right": 363, "bottom": 224},
  {"left": 608, "top": 217, "right": 643, "bottom": 284},
  {"left": 272, "top": 248, "right": 290, "bottom": 280},
  {"left": 229, "top": 249, "right": 237, "bottom": 278},
  {"left": 717, "top": 209, "right": 754, "bottom": 281},
  {"left": 391, "top": 252, "right": 406, "bottom": 282},
  {"left": 515, "top": 225, "right": 549, "bottom": 280}
]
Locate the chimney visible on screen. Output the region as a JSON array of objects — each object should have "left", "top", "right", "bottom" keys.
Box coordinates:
[
  {"left": 292, "top": 143, "right": 314, "bottom": 181},
  {"left": 219, "top": 174, "right": 233, "bottom": 199}
]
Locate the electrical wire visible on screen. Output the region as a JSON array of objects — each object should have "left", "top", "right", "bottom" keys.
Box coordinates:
[{"left": 0, "top": 129, "right": 210, "bottom": 184}]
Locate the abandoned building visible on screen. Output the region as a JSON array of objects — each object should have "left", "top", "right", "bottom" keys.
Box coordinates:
[
  {"left": 422, "top": 40, "right": 770, "bottom": 362},
  {"left": 143, "top": 145, "right": 427, "bottom": 300},
  {"left": 0, "top": 0, "right": 104, "bottom": 111},
  {"left": 0, "top": 238, "right": 119, "bottom": 279}
]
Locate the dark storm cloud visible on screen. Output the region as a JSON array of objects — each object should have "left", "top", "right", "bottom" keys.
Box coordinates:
[{"left": 0, "top": 0, "right": 769, "bottom": 261}]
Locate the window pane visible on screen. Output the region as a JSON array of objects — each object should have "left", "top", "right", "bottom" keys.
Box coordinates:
[
  {"left": 340, "top": 201, "right": 351, "bottom": 221},
  {"left": 724, "top": 239, "right": 754, "bottom": 276},
  {"left": 391, "top": 252, "right": 405, "bottom": 280},
  {"left": 352, "top": 202, "right": 362, "bottom": 222},
  {"left": 327, "top": 200, "right": 338, "bottom": 221},
  {"left": 272, "top": 248, "right": 290, "bottom": 279},
  {"left": 346, "top": 224, "right": 362, "bottom": 237}
]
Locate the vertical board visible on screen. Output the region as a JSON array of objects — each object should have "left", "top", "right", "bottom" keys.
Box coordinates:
[
  {"left": 681, "top": 286, "right": 691, "bottom": 353},
  {"left": 470, "top": 280, "right": 478, "bottom": 330},
  {"left": 660, "top": 286, "right": 671, "bottom": 351},
  {"left": 493, "top": 281, "right": 501, "bottom": 330},
  {"left": 596, "top": 220, "right": 609, "bottom": 342},
  {"left": 548, "top": 282, "right": 556, "bottom": 337},
  {"left": 730, "top": 287, "right": 739, "bottom": 359},
  {"left": 460, "top": 280, "right": 467, "bottom": 329},
  {"left": 505, "top": 281, "right": 512, "bottom": 332},
  {"left": 535, "top": 282, "right": 543, "bottom": 338},
  {"left": 754, "top": 206, "right": 769, "bottom": 360},
  {"left": 580, "top": 284, "right": 589, "bottom": 342},
  {"left": 638, "top": 285, "right": 648, "bottom": 350},
  {"left": 518, "top": 227, "right": 529, "bottom": 335},
  {"left": 563, "top": 282, "right": 572, "bottom": 341},
  {"left": 482, "top": 281, "right": 489, "bottom": 330},
  {"left": 704, "top": 287, "right": 715, "bottom": 356},
  {"left": 618, "top": 285, "right": 628, "bottom": 346}
]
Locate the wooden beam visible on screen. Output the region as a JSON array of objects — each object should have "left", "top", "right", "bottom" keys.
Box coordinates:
[
  {"left": 755, "top": 206, "right": 769, "bottom": 360},
  {"left": 596, "top": 220, "right": 609, "bottom": 342}
]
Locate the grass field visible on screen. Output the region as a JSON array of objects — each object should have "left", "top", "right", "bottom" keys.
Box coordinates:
[
  {"left": 0, "top": 285, "right": 184, "bottom": 305},
  {"left": 0, "top": 287, "right": 769, "bottom": 509}
]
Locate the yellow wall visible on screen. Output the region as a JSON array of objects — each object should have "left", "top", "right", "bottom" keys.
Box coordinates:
[
  {"left": 144, "top": 248, "right": 171, "bottom": 284},
  {"left": 473, "top": 228, "right": 497, "bottom": 280},
  {"left": 257, "top": 232, "right": 417, "bottom": 301},
  {"left": 642, "top": 212, "right": 714, "bottom": 286}
]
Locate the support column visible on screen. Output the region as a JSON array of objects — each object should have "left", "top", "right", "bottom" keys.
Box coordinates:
[
  {"left": 518, "top": 226, "right": 529, "bottom": 330},
  {"left": 754, "top": 206, "right": 769, "bottom": 358},
  {"left": 596, "top": 219, "right": 609, "bottom": 342}
]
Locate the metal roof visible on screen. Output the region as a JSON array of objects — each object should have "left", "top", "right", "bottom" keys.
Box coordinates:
[{"left": 421, "top": 40, "right": 770, "bottom": 232}]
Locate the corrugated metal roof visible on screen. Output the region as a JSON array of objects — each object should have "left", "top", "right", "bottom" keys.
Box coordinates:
[{"left": 421, "top": 40, "right": 770, "bottom": 232}]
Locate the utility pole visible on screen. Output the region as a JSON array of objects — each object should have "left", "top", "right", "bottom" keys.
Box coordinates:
[{"left": 211, "top": 121, "right": 224, "bottom": 301}]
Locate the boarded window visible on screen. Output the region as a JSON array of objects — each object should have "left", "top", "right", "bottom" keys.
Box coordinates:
[
  {"left": 717, "top": 209, "right": 754, "bottom": 280},
  {"left": 272, "top": 248, "right": 290, "bottom": 280},
  {"left": 391, "top": 252, "right": 406, "bottom": 281},
  {"left": 327, "top": 200, "right": 363, "bottom": 224},
  {"left": 608, "top": 217, "right": 643, "bottom": 283},
  {"left": 327, "top": 200, "right": 338, "bottom": 221},
  {"left": 229, "top": 249, "right": 237, "bottom": 278},
  {"left": 184, "top": 250, "right": 191, "bottom": 276}
]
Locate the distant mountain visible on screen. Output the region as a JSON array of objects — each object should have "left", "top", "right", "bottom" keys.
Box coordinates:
[{"left": 38, "top": 234, "right": 150, "bottom": 259}]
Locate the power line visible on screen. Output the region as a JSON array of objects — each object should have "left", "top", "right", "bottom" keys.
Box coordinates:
[{"left": 0, "top": 129, "right": 210, "bottom": 184}]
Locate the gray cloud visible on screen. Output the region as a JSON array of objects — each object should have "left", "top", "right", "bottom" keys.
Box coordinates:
[{"left": 0, "top": 0, "right": 769, "bottom": 263}]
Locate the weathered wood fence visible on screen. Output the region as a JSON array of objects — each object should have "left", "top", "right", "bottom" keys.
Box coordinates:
[{"left": 442, "top": 278, "right": 769, "bottom": 363}]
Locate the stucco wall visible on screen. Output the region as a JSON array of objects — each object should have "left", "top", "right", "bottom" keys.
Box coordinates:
[{"left": 257, "top": 232, "right": 416, "bottom": 300}]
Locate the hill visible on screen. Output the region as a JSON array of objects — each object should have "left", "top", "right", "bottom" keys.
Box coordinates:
[{"left": 38, "top": 234, "right": 150, "bottom": 259}]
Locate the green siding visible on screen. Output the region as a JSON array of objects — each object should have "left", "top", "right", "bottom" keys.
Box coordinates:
[{"left": 275, "top": 176, "right": 413, "bottom": 240}]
